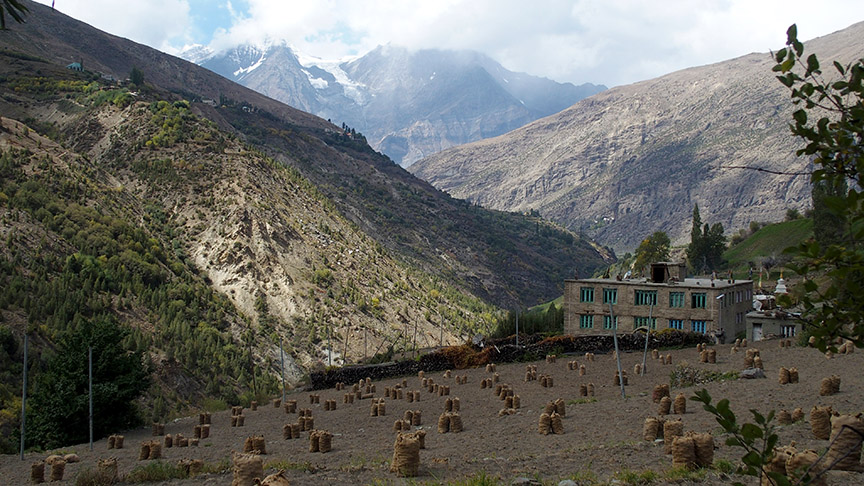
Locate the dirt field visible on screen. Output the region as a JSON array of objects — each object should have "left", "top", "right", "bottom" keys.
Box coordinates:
[{"left": 3, "top": 339, "right": 864, "bottom": 485}]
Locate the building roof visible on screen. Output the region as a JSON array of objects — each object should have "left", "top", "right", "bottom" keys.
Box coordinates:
[{"left": 565, "top": 277, "right": 752, "bottom": 290}]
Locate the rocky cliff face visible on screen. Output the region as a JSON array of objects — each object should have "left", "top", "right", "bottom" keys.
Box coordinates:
[
  {"left": 410, "top": 22, "right": 864, "bottom": 253},
  {"left": 195, "top": 43, "right": 605, "bottom": 166}
]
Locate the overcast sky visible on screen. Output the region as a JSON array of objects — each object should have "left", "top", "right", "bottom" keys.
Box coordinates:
[{"left": 34, "top": 0, "right": 864, "bottom": 87}]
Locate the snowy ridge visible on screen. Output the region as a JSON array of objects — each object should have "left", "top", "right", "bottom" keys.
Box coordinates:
[{"left": 296, "top": 52, "right": 368, "bottom": 105}]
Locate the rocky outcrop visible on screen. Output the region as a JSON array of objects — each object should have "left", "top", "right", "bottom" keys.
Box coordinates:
[{"left": 410, "top": 22, "right": 864, "bottom": 253}]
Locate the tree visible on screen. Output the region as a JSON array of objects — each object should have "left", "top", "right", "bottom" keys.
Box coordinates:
[
  {"left": 811, "top": 177, "right": 847, "bottom": 248},
  {"left": 129, "top": 67, "right": 144, "bottom": 86},
  {"left": 633, "top": 231, "right": 671, "bottom": 273},
  {"left": 686, "top": 204, "right": 726, "bottom": 273},
  {"left": 27, "top": 317, "right": 149, "bottom": 449},
  {"left": 774, "top": 24, "right": 864, "bottom": 350},
  {"left": 0, "top": 0, "right": 28, "bottom": 29}
]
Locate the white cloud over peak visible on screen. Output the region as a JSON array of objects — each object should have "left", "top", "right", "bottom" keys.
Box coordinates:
[{"left": 34, "top": 0, "right": 864, "bottom": 87}]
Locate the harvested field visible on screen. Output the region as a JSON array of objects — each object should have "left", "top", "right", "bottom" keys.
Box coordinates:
[{"left": 3, "top": 340, "right": 864, "bottom": 485}]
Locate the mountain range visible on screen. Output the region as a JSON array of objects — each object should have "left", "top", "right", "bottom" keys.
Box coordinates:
[
  {"left": 187, "top": 42, "right": 605, "bottom": 167},
  {"left": 0, "top": 0, "right": 610, "bottom": 424},
  {"left": 410, "top": 21, "right": 864, "bottom": 253}
]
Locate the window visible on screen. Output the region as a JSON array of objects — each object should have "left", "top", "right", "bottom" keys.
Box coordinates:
[
  {"left": 580, "top": 287, "right": 594, "bottom": 303},
  {"left": 635, "top": 316, "right": 657, "bottom": 330},
  {"left": 691, "top": 292, "right": 706, "bottom": 308},
  {"left": 669, "top": 292, "right": 685, "bottom": 308},
  {"left": 603, "top": 315, "right": 619, "bottom": 329},
  {"left": 691, "top": 320, "right": 707, "bottom": 333},
  {"left": 635, "top": 290, "right": 657, "bottom": 306},
  {"left": 580, "top": 315, "right": 594, "bottom": 329},
  {"left": 781, "top": 325, "right": 797, "bottom": 338},
  {"left": 602, "top": 288, "right": 618, "bottom": 305},
  {"left": 668, "top": 319, "right": 683, "bottom": 330}
]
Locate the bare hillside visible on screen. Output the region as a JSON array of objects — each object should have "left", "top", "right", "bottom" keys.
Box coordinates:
[{"left": 410, "top": 22, "right": 864, "bottom": 253}]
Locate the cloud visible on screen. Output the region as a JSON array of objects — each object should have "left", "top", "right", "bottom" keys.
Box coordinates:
[
  {"left": 34, "top": 0, "right": 864, "bottom": 87},
  {"left": 33, "top": 0, "right": 192, "bottom": 52}
]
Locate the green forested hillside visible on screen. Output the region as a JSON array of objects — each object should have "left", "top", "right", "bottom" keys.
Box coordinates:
[{"left": 723, "top": 218, "right": 814, "bottom": 276}]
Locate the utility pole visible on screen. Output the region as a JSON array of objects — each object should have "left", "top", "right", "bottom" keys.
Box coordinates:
[
  {"left": 610, "top": 302, "right": 626, "bottom": 399},
  {"left": 88, "top": 346, "right": 93, "bottom": 451},
  {"left": 641, "top": 303, "right": 653, "bottom": 376},
  {"left": 279, "top": 337, "right": 286, "bottom": 404},
  {"left": 515, "top": 311, "right": 519, "bottom": 347},
  {"left": 19, "top": 334, "right": 27, "bottom": 460}
]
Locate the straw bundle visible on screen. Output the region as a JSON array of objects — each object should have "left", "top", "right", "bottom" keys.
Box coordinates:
[
  {"left": 587, "top": 383, "right": 595, "bottom": 396},
  {"left": 643, "top": 417, "right": 663, "bottom": 441},
  {"left": 824, "top": 413, "right": 864, "bottom": 471},
  {"left": 819, "top": 376, "right": 840, "bottom": 396},
  {"left": 673, "top": 393, "right": 686, "bottom": 415},
  {"left": 232, "top": 452, "right": 263, "bottom": 486},
  {"left": 579, "top": 384, "right": 588, "bottom": 397},
  {"left": 413, "top": 429, "right": 426, "bottom": 449},
  {"left": 652, "top": 349, "right": 659, "bottom": 360},
  {"left": 449, "top": 413, "right": 463, "bottom": 433},
  {"left": 272, "top": 398, "right": 281, "bottom": 408},
  {"left": 250, "top": 400, "right": 258, "bottom": 411},
  {"left": 761, "top": 446, "right": 794, "bottom": 486},
  {"left": 665, "top": 354, "right": 672, "bottom": 365},
  {"left": 699, "top": 349, "right": 708, "bottom": 363},
  {"left": 31, "top": 461, "right": 44, "bottom": 484},
  {"left": 663, "top": 419, "right": 683, "bottom": 454},
  {"left": 98, "top": 458, "right": 119, "bottom": 482},
  {"left": 671, "top": 435, "right": 697, "bottom": 470},
  {"left": 318, "top": 430, "right": 333, "bottom": 453},
  {"left": 634, "top": 363, "right": 642, "bottom": 375},
  {"left": 779, "top": 367, "right": 790, "bottom": 385},
  {"left": 390, "top": 433, "right": 421, "bottom": 477},
  {"left": 554, "top": 398, "right": 566, "bottom": 417},
  {"left": 789, "top": 368, "right": 799, "bottom": 383},
  {"left": 741, "top": 339, "right": 748, "bottom": 347},
  {"left": 138, "top": 442, "right": 151, "bottom": 461},
  {"left": 236, "top": 415, "right": 245, "bottom": 426},
  {"left": 579, "top": 365, "right": 586, "bottom": 376},
  {"left": 282, "top": 424, "right": 293, "bottom": 439},
  {"left": 114, "top": 434, "right": 124, "bottom": 448},
  {"left": 164, "top": 434, "right": 174, "bottom": 448},
  {"left": 252, "top": 435, "right": 266, "bottom": 454},
  {"left": 549, "top": 412, "right": 563, "bottom": 434},
  {"left": 512, "top": 395, "right": 521, "bottom": 409},
  {"left": 62, "top": 453, "right": 77, "bottom": 463},
  {"left": 444, "top": 370, "right": 452, "bottom": 378},
  {"left": 707, "top": 349, "right": 716, "bottom": 363},
  {"left": 438, "top": 413, "right": 450, "bottom": 433},
  {"left": 787, "top": 450, "right": 826, "bottom": 486},
  {"left": 792, "top": 408, "right": 804, "bottom": 422},
  {"left": 285, "top": 400, "right": 297, "bottom": 414},
  {"left": 152, "top": 422, "right": 165, "bottom": 436},
  {"left": 777, "top": 410, "right": 793, "bottom": 425},
  {"left": 412, "top": 410, "right": 422, "bottom": 426},
  {"left": 49, "top": 460, "right": 65, "bottom": 482},
  {"left": 753, "top": 356, "right": 764, "bottom": 369},
  {"left": 108, "top": 435, "right": 116, "bottom": 449},
  {"left": 734, "top": 338, "right": 741, "bottom": 347},
  {"left": 538, "top": 413, "right": 552, "bottom": 435},
  {"left": 148, "top": 441, "right": 162, "bottom": 460},
  {"left": 658, "top": 396, "right": 672, "bottom": 415},
  {"left": 652, "top": 384, "right": 670, "bottom": 403},
  {"left": 810, "top": 405, "right": 833, "bottom": 440}
]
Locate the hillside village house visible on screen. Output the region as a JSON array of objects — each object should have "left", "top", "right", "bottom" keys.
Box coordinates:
[{"left": 564, "top": 262, "right": 753, "bottom": 341}]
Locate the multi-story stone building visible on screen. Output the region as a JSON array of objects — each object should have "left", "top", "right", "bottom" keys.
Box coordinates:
[{"left": 563, "top": 262, "right": 753, "bottom": 341}]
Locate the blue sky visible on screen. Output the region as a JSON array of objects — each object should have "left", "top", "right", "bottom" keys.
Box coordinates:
[{"left": 34, "top": 0, "right": 864, "bottom": 87}]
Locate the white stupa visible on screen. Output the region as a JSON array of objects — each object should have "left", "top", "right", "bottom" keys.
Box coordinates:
[{"left": 775, "top": 277, "right": 787, "bottom": 294}]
